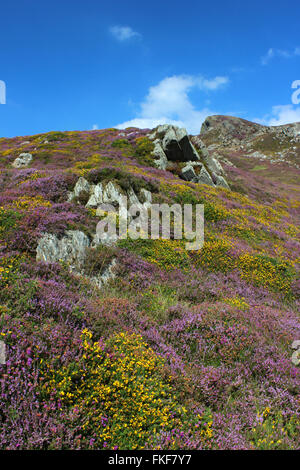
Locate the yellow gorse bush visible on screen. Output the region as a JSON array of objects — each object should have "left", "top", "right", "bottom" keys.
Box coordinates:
[
  {"left": 119, "top": 238, "right": 191, "bottom": 272},
  {"left": 18, "top": 171, "right": 47, "bottom": 184},
  {"left": 41, "top": 330, "right": 187, "bottom": 449},
  {"left": 250, "top": 408, "right": 299, "bottom": 450},
  {"left": 9, "top": 196, "right": 52, "bottom": 210},
  {"left": 194, "top": 236, "right": 234, "bottom": 273},
  {"left": 141, "top": 239, "right": 191, "bottom": 271},
  {"left": 223, "top": 296, "right": 250, "bottom": 310},
  {"left": 74, "top": 153, "right": 103, "bottom": 171},
  {"left": 0, "top": 255, "right": 25, "bottom": 288},
  {"left": 1, "top": 149, "right": 14, "bottom": 157},
  {"left": 193, "top": 235, "right": 294, "bottom": 294},
  {"left": 237, "top": 253, "right": 294, "bottom": 293}
]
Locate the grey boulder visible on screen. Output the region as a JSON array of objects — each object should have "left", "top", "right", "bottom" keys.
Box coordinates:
[
  {"left": 149, "top": 125, "right": 199, "bottom": 163},
  {"left": 12, "top": 153, "right": 33, "bottom": 168},
  {"left": 36, "top": 230, "right": 90, "bottom": 269}
]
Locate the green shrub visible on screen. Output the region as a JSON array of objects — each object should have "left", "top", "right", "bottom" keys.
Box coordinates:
[
  {"left": 73, "top": 190, "right": 90, "bottom": 206},
  {"left": 46, "top": 132, "right": 67, "bottom": 142},
  {"left": 41, "top": 330, "right": 186, "bottom": 449},
  {"left": 174, "top": 190, "right": 229, "bottom": 222},
  {"left": 83, "top": 245, "right": 118, "bottom": 276},
  {"left": 119, "top": 238, "right": 191, "bottom": 271},
  {"left": 0, "top": 207, "right": 22, "bottom": 237},
  {"left": 133, "top": 137, "right": 155, "bottom": 167},
  {"left": 111, "top": 139, "right": 131, "bottom": 148}
]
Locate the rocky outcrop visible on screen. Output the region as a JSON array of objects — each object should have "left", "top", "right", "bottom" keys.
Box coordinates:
[
  {"left": 213, "top": 174, "right": 230, "bottom": 189},
  {"left": 199, "top": 115, "right": 300, "bottom": 170},
  {"left": 68, "top": 177, "right": 152, "bottom": 215},
  {"left": 191, "top": 136, "right": 230, "bottom": 189},
  {"left": 68, "top": 177, "right": 153, "bottom": 246},
  {"left": 200, "top": 116, "right": 263, "bottom": 146},
  {"left": 148, "top": 125, "right": 199, "bottom": 169},
  {"left": 36, "top": 230, "right": 90, "bottom": 270},
  {"left": 36, "top": 229, "right": 116, "bottom": 288},
  {"left": 181, "top": 162, "right": 214, "bottom": 186},
  {"left": 12, "top": 153, "right": 33, "bottom": 168},
  {"left": 192, "top": 137, "right": 225, "bottom": 175},
  {"left": 36, "top": 177, "right": 154, "bottom": 286},
  {"left": 148, "top": 124, "right": 230, "bottom": 189},
  {"left": 200, "top": 115, "right": 300, "bottom": 148}
]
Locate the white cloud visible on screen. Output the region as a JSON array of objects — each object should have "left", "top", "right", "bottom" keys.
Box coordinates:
[
  {"left": 0, "top": 80, "right": 6, "bottom": 105},
  {"left": 255, "top": 104, "right": 300, "bottom": 126},
  {"left": 92, "top": 124, "right": 98, "bottom": 130},
  {"left": 261, "top": 47, "right": 300, "bottom": 65},
  {"left": 199, "top": 76, "right": 229, "bottom": 90},
  {"left": 115, "top": 74, "right": 229, "bottom": 134},
  {"left": 261, "top": 48, "right": 275, "bottom": 65},
  {"left": 109, "top": 25, "right": 140, "bottom": 42}
]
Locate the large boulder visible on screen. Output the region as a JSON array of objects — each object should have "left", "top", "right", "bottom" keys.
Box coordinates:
[
  {"left": 149, "top": 125, "right": 199, "bottom": 164},
  {"left": 36, "top": 230, "right": 90, "bottom": 269},
  {"left": 36, "top": 229, "right": 117, "bottom": 288},
  {"left": 181, "top": 162, "right": 214, "bottom": 186},
  {"left": 198, "top": 166, "right": 214, "bottom": 186},
  {"left": 214, "top": 174, "right": 230, "bottom": 189},
  {"left": 151, "top": 140, "right": 168, "bottom": 170},
  {"left": 181, "top": 164, "right": 198, "bottom": 183},
  {"left": 162, "top": 126, "right": 199, "bottom": 162},
  {"left": 148, "top": 124, "right": 230, "bottom": 189},
  {"left": 12, "top": 153, "right": 33, "bottom": 168}
]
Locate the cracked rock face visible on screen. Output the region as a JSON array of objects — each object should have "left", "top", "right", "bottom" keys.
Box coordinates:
[
  {"left": 151, "top": 140, "right": 168, "bottom": 170},
  {"left": 36, "top": 230, "right": 90, "bottom": 269},
  {"left": 148, "top": 124, "right": 230, "bottom": 189},
  {"left": 148, "top": 125, "right": 199, "bottom": 167},
  {"left": 36, "top": 229, "right": 116, "bottom": 288},
  {"left": 181, "top": 164, "right": 199, "bottom": 183},
  {"left": 181, "top": 162, "right": 214, "bottom": 186}
]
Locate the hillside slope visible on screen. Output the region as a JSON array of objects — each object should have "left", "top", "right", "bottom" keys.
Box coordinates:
[
  {"left": 200, "top": 115, "right": 300, "bottom": 189},
  {"left": 0, "top": 122, "right": 299, "bottom": 450}
]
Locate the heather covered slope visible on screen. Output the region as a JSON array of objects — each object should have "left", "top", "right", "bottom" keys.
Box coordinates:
[
  {"left": 0, "top": 124, "right": 299, "bottom": 450},
  {"left": 200, "top": 115, "right": 300, "bottom": 190}
]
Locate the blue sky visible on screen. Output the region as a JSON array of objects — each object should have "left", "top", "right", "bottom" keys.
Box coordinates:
[{"left": 0, "top": 0, "right": 300, "bottom": 137}]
